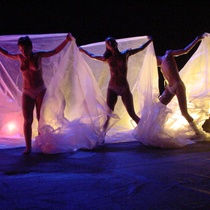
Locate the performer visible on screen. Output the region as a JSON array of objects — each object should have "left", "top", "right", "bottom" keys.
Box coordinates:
[
  {"left": 156, "top": 34, "right": 205, "bottom": 137},
  {"left": 0, "top": 33, "right": 73, "bottom": 154},
  {"left": 79, "top": 36, "right": 153, "bottom": 131}
]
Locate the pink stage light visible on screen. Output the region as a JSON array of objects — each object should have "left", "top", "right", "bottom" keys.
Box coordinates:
[{"left": 1, "top": 121, "right": 21, "bottom": 136}]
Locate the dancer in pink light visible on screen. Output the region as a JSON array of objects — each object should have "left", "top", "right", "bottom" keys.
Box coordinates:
[{"left": 0, "top": 33, "right": 73, "bottom": 154}]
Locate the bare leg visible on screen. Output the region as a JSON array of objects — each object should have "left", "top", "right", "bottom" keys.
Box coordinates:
[
  {"left": 22, "top": 94, "right": 35, "bottom": 154},
  {"left": 121, "top": 89, "right": 140, "bottom": 125},
  {"left": 160, "top": 85, "right": 202, "bottom": 137},
  {"left": 159, "top": 88, "right": 174, "bottom": 105},
  {"left": 103, "top": 89, "right": 118, "bottom": 132},
  {"left": 176, "top": 84, "right": 194, "bottom": 123},
  {"left": 35, "top": 89, "right": 46, "bottom": 135},
  {"left": 175, "top": 84, "right": 203, "bottom": 137}
]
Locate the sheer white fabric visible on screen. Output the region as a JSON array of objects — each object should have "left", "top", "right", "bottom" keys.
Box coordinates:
[
  {"left": 34, "top": 39, "right": 119, "bottom": 153},
  {"left": 0, "top": 34, "right": 74, "bottom": 147},
  {"left": 0, "top": 33, "right": 209, "bottom": 152},
  {"left": 80, "top": 36, "right": 158, "bottom": 143},
  {"left": 34, "top": 36, "right": 153, "bottom": 153},
  {"left": 133, "top": 33, "right": 210, "bottom": 148}
]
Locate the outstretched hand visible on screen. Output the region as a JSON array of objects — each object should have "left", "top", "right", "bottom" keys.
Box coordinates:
[
  {"left": 202, "top": 32, "right": 208, "bottom": 38},
  {"left": 66, "top": 33, "right": 74, "bottom": 41},
  {"left": 147, "top": 36, "right": 153, "bottom": 41},
  {"left": 78, "top": 47, "right": 84, "bottom": 52},
  {"left": 197, "top": 33, "right": 206, "bottom": 41}
]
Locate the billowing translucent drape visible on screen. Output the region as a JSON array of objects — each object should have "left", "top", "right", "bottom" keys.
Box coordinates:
[
  {"left": 79, "top": 37, "right": 159, "bottom": 143},
  {"left": 0, "top": 33, "right": 209, "bottom": 152},
  {"left": 133, "top": 33, "right": 210, "bottom": 148},
  {"left": 0, "top": 34, "right": 74, "bottom": 147},
  {"left": 34, "top": 36, "right": 155, "bottom": 153},
  {"left": 34, "top": 39, "right": 119, "bottom": 153}
]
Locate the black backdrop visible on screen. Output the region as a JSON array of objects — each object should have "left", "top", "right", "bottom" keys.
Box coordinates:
[{"left": 1, "top": 1, "right": 209, "bottom": 93}]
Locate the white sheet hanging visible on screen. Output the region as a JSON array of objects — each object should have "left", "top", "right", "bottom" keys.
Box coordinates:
[
  {"left": 133, "top": 33, "right": 210, "bottom": 148},
  {"left": 0, "top": 33, "right": 209, "bottom": 152}
]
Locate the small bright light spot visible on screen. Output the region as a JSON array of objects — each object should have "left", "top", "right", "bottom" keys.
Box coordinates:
[
  {"left": 1, "top": 121, "right": 19, "bottom": 136},
  {"left": 7, "top": 123, "right": 16, "bottom": 132}
]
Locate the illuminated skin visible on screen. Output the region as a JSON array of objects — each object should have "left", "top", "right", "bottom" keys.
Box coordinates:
[
  {"left": 157, "top": 34, "right": 204, "bottom": 124},
  {"left": 0, "top": 33, "right": 73, "bottom": 154},
  {"left": 79, "top": 36, "right": 153, "bottom": 130}
]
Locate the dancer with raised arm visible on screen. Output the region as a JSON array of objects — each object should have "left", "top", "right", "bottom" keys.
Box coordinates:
[
  {"left": 0, "top": 33, "right": 73, "bottom": 154},
  {"left": 79, "top": 36, "right": 153, "bottom": 131},
  {"left": 157, "top": 34, "right": 205, "bottom": 137}
]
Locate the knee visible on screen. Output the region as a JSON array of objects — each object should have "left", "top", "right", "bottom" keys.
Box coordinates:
[
  {"left": 181, "top": 111, "right": 193, "bottom": 122},
  {"left": 180, "top": 109, "right": 188, "bottom": 116},
  {"left": 24, "top": 117, "right": 33, "bottom": 126},
  {"left": 180, "top": 110, "right": 187, "bottom": 117},
  {"left": 107, "top": 100, "right": 116, "bottom": 111},
  {"left": 159, "top": 94, "right": 169, "bottom": 105}
]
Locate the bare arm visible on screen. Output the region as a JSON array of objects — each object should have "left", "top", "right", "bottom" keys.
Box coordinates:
[
  {"left": 40, "top": 33, "right": 73, "bottom": 57},
  {"left": 0, "top": 47, "right": 19, "bottom": 60},
  {"left": 79, "top": 47, "right": 106, "bottom": 61},
  {"left": 171, "top": 34, "right": 204, "bottom": 57},
  {"left": 156, "top": 56, "right": 162, "bottom": 67},
  {"left": 128, "top": 36, "right": 153, "bottom": 55}
]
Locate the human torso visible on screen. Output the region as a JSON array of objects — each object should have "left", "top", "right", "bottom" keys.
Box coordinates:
[
  {"left": 107, "top": 51, "right": 129, "bottom": 88},
  {"left": 19, "top": 52, "right": 44, "bottom": 89},
  {"left": 160, "top": 50, "right": 182, "bottom": 85}
]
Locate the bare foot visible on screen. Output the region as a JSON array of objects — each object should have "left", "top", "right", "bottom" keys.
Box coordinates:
[
  {"left": 22, "top": 148, "right": 31, "bottom": 155},
  {"left": 190, "top": 131, "right": 206, "bottom": 141}
]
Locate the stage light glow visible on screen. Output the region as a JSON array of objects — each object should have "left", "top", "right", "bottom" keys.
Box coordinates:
[
  {"left": 169, "top": 117, "right": 187, "bottom": 130},
  {"left": 166, "top": 112, "right": 200, "bottom": 131},
  {"left": 1, "top": 121, "right": 19, "bottom": 136},
  {"left": 208, "top": 102, "right": 210, "bottom": 115},
  {"left": 7, "top": 122, "right": 16, "bottom": 132}
]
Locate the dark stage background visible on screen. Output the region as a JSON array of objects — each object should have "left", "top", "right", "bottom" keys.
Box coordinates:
[{"left": 1, "top": 1, "right": 209, "bottom": 93}]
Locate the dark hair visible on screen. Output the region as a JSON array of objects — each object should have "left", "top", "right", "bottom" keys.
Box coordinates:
[
  {"left": 105, "top": 37, "right": 117, "bottom": 46},
  {"left": 104, "top": 49, "right": 112, "bottom": 59},
  {"left": 18, "top": 36, "right": 32, "bottom": 48},
  {"left": 103, "top": 37, "right": 117, "bottom": 59}
]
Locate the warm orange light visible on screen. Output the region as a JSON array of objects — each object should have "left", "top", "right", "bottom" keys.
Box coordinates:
[{"left": 169, "top": 115, "right": 187, "bottom": 130}]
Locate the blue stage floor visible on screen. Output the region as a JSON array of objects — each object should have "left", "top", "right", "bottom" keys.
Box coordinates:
[{"left": 1, "top": 141, "right": 210, "bottom": 209}]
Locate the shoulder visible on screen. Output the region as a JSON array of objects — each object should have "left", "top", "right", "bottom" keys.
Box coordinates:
[
  {"left": 122, "top": 49, "right": 130, "bottom": 55},
  {"left": 166, "top": 50, "right": 172, "bottom": 54},
  {"left": 156, "top": 56, "right": 163, "bottom": 66},
  {"left": 18, "top": 54, "right": 25, "bottom": 61},
  {"left": 124, "top": 49, "right": 130, "bottom": 53},
  {"left": 32, "top": 51, "right": 43, "bottom": 58}
]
